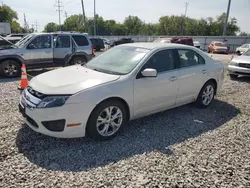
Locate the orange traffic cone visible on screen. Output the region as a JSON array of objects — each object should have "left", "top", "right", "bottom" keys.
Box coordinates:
[{"left": 18, "top": 64, "right": 28, "bottom": 90}]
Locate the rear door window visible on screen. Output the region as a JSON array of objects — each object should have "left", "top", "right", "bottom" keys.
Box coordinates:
[
  {"left": 55, "top": 35, "right": 70, "bottom": 48},
  {"left": 72, "top": 35, "right": 89, "bottom": 46},
  {"left": 177, "top": 49, "right": 205, "bottom": 68}
]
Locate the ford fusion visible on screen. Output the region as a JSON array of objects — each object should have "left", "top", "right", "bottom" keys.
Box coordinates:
[{"left": 19, "top": 43, "right": 224, "bottom": 140}]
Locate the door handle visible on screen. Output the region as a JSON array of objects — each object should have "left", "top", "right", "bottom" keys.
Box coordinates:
[
  {"left": 202, "top": 70, "right": 207, "bottom": 74},
  {"left": 169, "top": 76, "right": 178, "bottom": 82}
]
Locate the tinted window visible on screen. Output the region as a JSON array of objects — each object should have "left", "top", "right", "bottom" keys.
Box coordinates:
[
  {"left": 55, "top": 35, "right": 70, "bottom": 48},
  {"left": 178, "top": 49, "right": 205, "bottom": 68},
  {"left": 72, "top": 35, "right": 89, "bottom": 46},
  {"left": 27, "top": 35, "right": 52, "bottom": 49},
  {"left": 143, "top": 50, "right": 175, "bottom": 72}
]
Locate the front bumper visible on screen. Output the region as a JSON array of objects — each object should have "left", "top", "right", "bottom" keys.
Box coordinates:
[
  {"left": 19, "top": 89, "right": 89, "bottom": 138},
  {"left": 227, "top": 65, "right": 250, "bottom": 76}
]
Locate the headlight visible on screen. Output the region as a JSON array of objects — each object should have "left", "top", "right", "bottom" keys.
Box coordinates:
[
  {"left": 36, "top": 96, "right": 70, "bottom": 108},
  {"left": 230, "top": 61, "right": 239, "bottom": 66}
]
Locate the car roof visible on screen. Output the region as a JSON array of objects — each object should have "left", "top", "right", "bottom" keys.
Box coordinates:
[{"left": 120, "top": 42, "right": 194, "bottom": 50}]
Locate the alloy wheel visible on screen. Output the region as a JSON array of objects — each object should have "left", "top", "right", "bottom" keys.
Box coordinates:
[{"left": 96, "top": 106, "right": 123, "bottom": 137}]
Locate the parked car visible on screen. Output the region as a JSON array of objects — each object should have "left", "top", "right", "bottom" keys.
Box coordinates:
[
  {"left": 112, "top": 38, "right": 134, "bottom": 46},
  {"left": 90, "top": 37, "right": 105, "bottom": 51},
  {"left": 208, "top": 41, "right": 229, "bottom": 54},
  {"left": 194, "top": 41, "right": 201, "bottom": 49},
  {"left": 0, "top": 32, "right": 94, "bottom": 77},
  {"left": 236, "top": 44, "right": 250, "bottom": 55},
  {"left": 228, "top": 49, "right": 250, "bottom": 79},
  {"left": 19, "top": 43, "right": 224, "bottom": 140},
  {"left": 154, "top": 37, "right": 194, "bottom": 46}
]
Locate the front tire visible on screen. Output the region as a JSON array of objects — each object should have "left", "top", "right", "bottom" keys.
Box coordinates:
[
  {"left": 87, "top": 100, "right": 128, "bottom": 141},
  {"left": 70, "top": 56, "right": 86, "bottom": 65},
  {"left": 196, "top": 81, "right": 216, "bottom": 108},
  {"left": 0, "top": 60, "right": 21, "bottom": 78}
]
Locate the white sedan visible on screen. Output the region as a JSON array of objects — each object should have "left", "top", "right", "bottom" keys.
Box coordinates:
[{"left": 19, "top": 43, "right": 224, "bottom": 140}]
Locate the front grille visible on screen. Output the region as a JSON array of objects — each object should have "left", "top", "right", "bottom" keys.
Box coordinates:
[
  {"left": 27, "top": 86, "right": 47, "bottom": 99},
  {"left": 239, "top": 63, "right": 250, "bottom": 69}
]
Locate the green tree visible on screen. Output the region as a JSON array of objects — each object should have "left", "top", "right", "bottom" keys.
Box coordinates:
[
  {"left": 239, "top": 32, "right": 250, "bottom": 36},
  {"left": 0, "top": 5, "right": 24, "bottom": 33},
  {"left": 43, "top": 22, "right": 59, "bottom": 32},
  {"left": 0, "top": 5, "right": 18, "bottom": 22},
  {"left": 124, "top": 16, "right": 143, "bottom": 35}
]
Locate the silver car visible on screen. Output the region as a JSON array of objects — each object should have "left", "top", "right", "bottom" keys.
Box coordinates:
[
  {"left": 19, "top": 43, "right": 224, "bottom": 140},
  {"left": 228, "top": 49, "right": 250, "bottom": 79},
  {"left": 0, "top": 33, "right": 94, "bottom": 77}
]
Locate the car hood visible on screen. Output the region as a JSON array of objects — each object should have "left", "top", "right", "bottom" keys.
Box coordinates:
[
  {"left": 232, "top": 55, "right": 250, "bottom": 64},
  {"left": 29, "top": 65, "right": 120, "bottom": 95},
  {"left": 0, "top": 48, "right": 20, "bottom": 54}
]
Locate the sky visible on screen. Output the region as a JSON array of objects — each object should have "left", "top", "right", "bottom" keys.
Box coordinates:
[{"left": 4, "top": 0, "right": 250, "bottom": 33}]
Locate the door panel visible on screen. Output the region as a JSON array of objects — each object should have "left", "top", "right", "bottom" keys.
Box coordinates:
[
  {"left": 53, "top": 35, "right": 72, "bottom": 66},
  {"left": 176, "top": 49, "right": 206, "bottom": 105},
  {"left": 134, "top": 70, "right": 179, "bottom": 116},
  {"left": 23, "top": 35, "right": 53, "bottom": 68},
  {"left": 133, "top": 49, "right": 179, "bottom": 117}
]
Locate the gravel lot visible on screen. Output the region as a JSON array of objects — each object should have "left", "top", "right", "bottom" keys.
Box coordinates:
[{"left": 0, "top": 62, "right": 250, "bottom": 187}]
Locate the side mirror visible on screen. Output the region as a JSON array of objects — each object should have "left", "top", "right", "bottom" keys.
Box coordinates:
[{"left": 141, "top": 68, "right": 157, "bottom": 77}]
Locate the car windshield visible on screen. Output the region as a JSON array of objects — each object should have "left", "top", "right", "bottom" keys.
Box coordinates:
[
  {"left": 86, "top": 46, "right": 150, "bottom": 75},
  {"left": 215, "top": 43, "right": 226, "bottom": 47},
  {"left": 15, "top": 34, "right": 35, "bottom": 47},
  {"left": 243, "top": 49, "right": 250, "bottom": 56}
]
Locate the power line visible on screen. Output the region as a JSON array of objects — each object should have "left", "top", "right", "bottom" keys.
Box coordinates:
[
  {"left": 55, "top": 0, "right": 63, "bottom": 31},
  {"left": 223, "top": 0, "right": 231, "bottom": 36}
]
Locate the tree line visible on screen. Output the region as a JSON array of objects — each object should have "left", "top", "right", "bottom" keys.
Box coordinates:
[
  {"left": 1, "top": 4, "right": 250, "bottom": 36},
  {"left": 43, "top": 13, "right": 249, "bottom": 36}
]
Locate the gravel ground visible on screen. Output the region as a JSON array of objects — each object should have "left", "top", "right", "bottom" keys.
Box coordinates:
[{"left": 0, "top": 71, "right": 250, "bottom": 187}]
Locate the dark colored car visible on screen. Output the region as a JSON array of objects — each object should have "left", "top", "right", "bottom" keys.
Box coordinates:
[
  {"left": 153, "top": 37, "right": 194, "bottom": 46},
  {"left": 112, "top": 38, "right": 134, "bottom": 46},
  {"left": 90, "top": 38, "right": 105, "bottom": 51}
]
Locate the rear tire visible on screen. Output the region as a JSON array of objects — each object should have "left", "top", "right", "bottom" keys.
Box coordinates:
[
  {"left": 196, "top": 81, "right": 216, "bottom": 108},
  {"left": 0, "top": 60, "right": 21, "bottom": 78},
  {"left": 86, "top": 100, "right": 128, "bottom": 141},
  {"left": 70, "top": 56, "right": 86, "bottom": 65},
  {"left": 229, "top": 74, "right": 238, "bottom": 79}
]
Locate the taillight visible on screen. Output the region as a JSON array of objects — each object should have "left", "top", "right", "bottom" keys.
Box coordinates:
[{"left": 91, "top": 45, "right": 94, "bottom": 54}]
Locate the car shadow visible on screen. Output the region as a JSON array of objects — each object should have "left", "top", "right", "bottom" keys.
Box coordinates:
[
  {"left": 16, "top": 99, "right": 240, "bottom": 172},
  {"left": 233, "top": 76, "right": 250, "bottom": 83}
]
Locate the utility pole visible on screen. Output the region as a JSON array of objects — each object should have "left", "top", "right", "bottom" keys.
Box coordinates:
[
  {"left": 181, "top": 2, "right": 189, "bottom": 36},
  {"left": 94, "top": 0, "right": 96, "bottom": 36},
  {"left": 23, "top": 13, "right": 29, "bottom": 32},
  {"left": 223, "top": 0, "right": 231, "bottom": 36},
  {"left": 1, "top": 1, "right": 3, "bottom": 6},
  {"left": 81, "top": 0, "right": 86, "bottom": 29},
  {"left": 64, "top": 11, "right": 68, "bottom": 31},
  {"left": 55, "top": 0, "right": 63, "bottom": 31},
  {"left": 34, "top": 21, "right": 38, "bottom": 32}
]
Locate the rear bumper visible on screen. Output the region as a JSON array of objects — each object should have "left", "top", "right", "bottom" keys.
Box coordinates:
[{"left": 227, "top": 65, "right": 250, "bottom": 76}]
